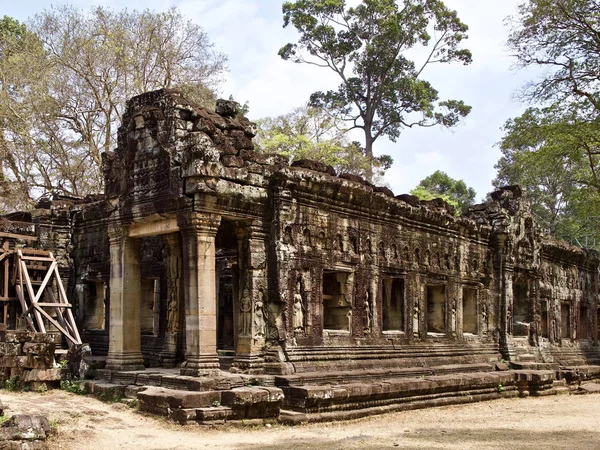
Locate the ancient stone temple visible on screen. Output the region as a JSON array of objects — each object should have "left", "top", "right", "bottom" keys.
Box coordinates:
[{"left": 1, "top": 89, "right": 599, "bottom": 421}]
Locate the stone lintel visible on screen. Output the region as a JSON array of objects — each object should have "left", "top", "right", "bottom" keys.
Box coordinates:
[{"left": 128, "top": 217, "right": 179, "bottom": 238}]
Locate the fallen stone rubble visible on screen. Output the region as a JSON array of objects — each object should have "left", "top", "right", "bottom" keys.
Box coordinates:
[{"left": 0, "top": 413, "right": 51, "bottom": 449}]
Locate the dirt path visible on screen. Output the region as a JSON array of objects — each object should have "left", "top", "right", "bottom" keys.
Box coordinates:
[{"left": 2, "top": 390, "right": 600, "bottom": 449}]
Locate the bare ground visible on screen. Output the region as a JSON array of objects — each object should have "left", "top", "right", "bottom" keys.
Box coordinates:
[{"left": 1, "top": 390, "right": 600, "bottom": 450}]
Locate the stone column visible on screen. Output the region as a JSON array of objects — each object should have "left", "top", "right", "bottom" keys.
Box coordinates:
[
  {"left": 179, "top": 212, "right": 221, "bottom": 376},
  {"left": 232, "top": 221, "right": 269, "bottom": 373},
  {"left": 106, "top": 224, "right": 145, "bottom": 371},
  {"left": 406, "top": 271, "right": 422, "bottom": 341},
  {"left": 447, "top": 278, "right": 460, "bottom": 339},
  {"left": 160, "top": 233, "right": 183, "bottom": 367}
]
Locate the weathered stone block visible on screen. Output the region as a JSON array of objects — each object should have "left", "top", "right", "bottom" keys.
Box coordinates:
[
  {"left": 138, "top": 387, "right": 221, "bottom": 411},
  {"left": 221, "top": 155, "right": 245, "bottom": 168},
  {"left": 22, "top": 369, "right": 61, "bottom": 382},
  {"left": 196, "top": 406, "right": 233, "bottom": 421},
  {"left": 1, "top": 415, "right": 51, "bottom": 440},
  {"left": 221, "top": 387, "right": 254, "bottom": 406}
]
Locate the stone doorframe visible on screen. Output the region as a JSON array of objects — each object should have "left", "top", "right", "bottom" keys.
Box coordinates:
[{"left": 105, "top": 213, "right": 223, "bottom": 376}]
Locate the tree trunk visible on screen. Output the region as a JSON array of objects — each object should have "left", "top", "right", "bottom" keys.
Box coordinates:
[{"left": 364, "top": 128, "right": 374, "bottom": 182}]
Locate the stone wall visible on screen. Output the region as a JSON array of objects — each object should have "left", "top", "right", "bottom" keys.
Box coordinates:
[
  {"left": 0, "top": 330, "right": 61, "bottom": 390},
  {"left": 1, "top": 88, "right": 598, "bottom": 376}
]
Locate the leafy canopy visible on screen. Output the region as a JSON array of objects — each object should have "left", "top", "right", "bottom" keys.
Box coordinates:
[
  {"left": 499, "top": 0, "right": 600, "bottom": 248},
  {"left": 508, "top": 0, "right": 600, "bottom": 114},
  {"left": 410, "top": 170, "right": 476, "bottom": 214},
  {"left": 0, "top": 7, "right": 227, "bottom": 213},
  {"left": 255, "top": 105, "right": 393, "bottom": 180},
  {"left": 279, "top": 0, "right": 472, "bottom": 179},
  {"left": 494, "top": 106, "right": 600, "bottom": 248}
]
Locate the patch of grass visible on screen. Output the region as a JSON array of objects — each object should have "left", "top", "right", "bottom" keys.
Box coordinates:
[
  {"left": 60, "top": 379, "right": 86, "bottom": 395},
  {"left": 1, "top": 375, "right": 19, "bottom": 392},
  {"left": 0, "top": 415, "right": 10, "bottom": 426},
  {"left": 49, "top": 418, "right": 59, "bottom": 434}
]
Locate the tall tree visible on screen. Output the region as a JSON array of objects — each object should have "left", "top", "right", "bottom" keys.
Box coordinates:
[
  {"left": 0, "top": 7, "right": 227, "bottom": 213},
  {"left": 508, "top": 0, "right": 600, "bottom": 114},
  {"left": 0, "top": 16, "right": 52, "bottom": 213},
  {"left": 494, "top": 106, "right": 600, "bottom": 247},
  {"left": 255, "top": 105, "right": 393, "bottom": 179},
  {"left": 500, "top": 0, "right": 600, "bottom": 248},
  {"left": 410, "top": 170, "right": 476, "bottom": 213},
  {"left": 279, "top": 0, "right": 472, "bottom": 179}
]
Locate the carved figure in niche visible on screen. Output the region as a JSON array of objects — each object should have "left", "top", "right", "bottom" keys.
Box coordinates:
[
  {"left": 337, "top": 234, "right": 344, "bottom": 252},
  {"left": 337, "top": 272, "right": 354, "bottom": 306},
  {"left": 317, "top": 231, "right": 325, "bottom": 249},
  {"left": 167, "top": 297, "right": 179, "bottom": 334},
  {"left": 303, "top": 228, "right": 311, "bottom": 246},
  {"left": 364, "top": 290, "right": 372, "bottom": 332},
  {"left": 293, "top": 292, "right": 304, "bottom": 332},
  {"left": 165, "top": 240, "right": 182, "bottom": 334},
  {"left": 413, "top": 303, "right": 420, "bottom": 335},
  {"left": 239, "top": 287, "right": 252, "bottom": 336},
  {"left": 481, "top": 303, "right": 488, "bottom": 334},
  {"left": 346, "top": 310, "right": 353, "bottom": 332},
  {"left": 284, "top": 226, "right": 294, "bottom": 245},
  {"left": 350, "top": 236, "right": 358, "bottom": 254},
  {"left": 451, "top": 299, "right": 457, "bottom": 332},
  {"left": 253, "top": 291, "right": 266, "bottom": 340}
]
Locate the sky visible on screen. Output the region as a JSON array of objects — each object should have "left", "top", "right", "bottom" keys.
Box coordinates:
[{"left": 1, "top": 0, "right": 538, "bottom": 201}]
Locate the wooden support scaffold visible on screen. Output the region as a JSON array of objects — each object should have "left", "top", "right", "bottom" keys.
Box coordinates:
[{"left": 0, "top": 232, "right": 81, "bottom": 346}]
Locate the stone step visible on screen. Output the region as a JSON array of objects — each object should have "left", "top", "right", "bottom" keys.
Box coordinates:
[
  {"left": 281, "top": 370, "right": 558, "bottom": 419},
  {"left": 136, "top": 385, "right": 283, "bottom": 423},
  {"left": 275, "top": 362, "right": 497, "bottom": 387},
  {"left": 516, "top": 353, "right": 537, "bottom": 363},
  {"left": 511, "top": 362, "right": 559, "bottom": 371}
]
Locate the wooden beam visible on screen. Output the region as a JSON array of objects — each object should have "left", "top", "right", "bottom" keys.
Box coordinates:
[
  {"left": 0, "top": 232, "right": 37, "bottom": 242},
  {"left": 34, "top": 306, "right": 79, "bottom": 345}
]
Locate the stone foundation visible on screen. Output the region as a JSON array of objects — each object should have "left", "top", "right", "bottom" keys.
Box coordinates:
[{"left": 0, "top": 332, "right": 61, "bottom": 390}]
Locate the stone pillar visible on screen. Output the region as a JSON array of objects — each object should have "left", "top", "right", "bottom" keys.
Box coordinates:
[
  {"left": 106, "top": 224, "right": 145, "bottom": 371},
  {"left": 232, "top": 221, "right": 269, "bottom": 373},
  {"left": 160, "top": 233, "right": 183, "bottom": 367},
  {"left": 179, "top": 212, "right": 221, "bottom": 376},
  {"left": 406, "top": 271, "right": 422, "bottom": 341}
]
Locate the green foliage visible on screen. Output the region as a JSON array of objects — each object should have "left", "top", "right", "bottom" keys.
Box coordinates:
[
  {"left": 0, "top": 7, "right": 227, "bottom": 213},
  {"left": 1, "top": 376, "right": 19, "bottom": 392},
  {"left": 60, "top": 379, "right": 86, "bottom": 395},
  {"left": 494, "top": 106, "right": 600, "bottom": 249},
  {"left": 410, "top": 170, "right": 476, "bottom": 214},
  {"left": 255, "top": 105, "right": 392, "bottom": 180},
  {"left": 508, "top": 0, "right": 600, "bottom": 113},
  {"left": 279, "top": 0, "right": 472, "bottom": 178},
  {"left": 501, "top": 0, "right": 600, "bottom": 249}
]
